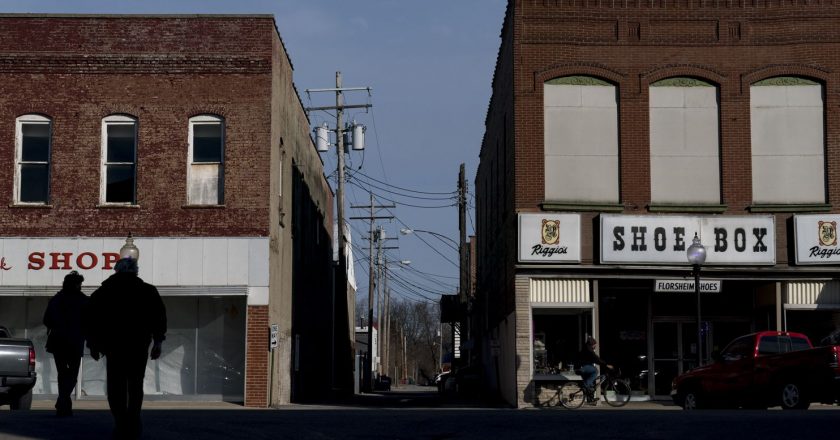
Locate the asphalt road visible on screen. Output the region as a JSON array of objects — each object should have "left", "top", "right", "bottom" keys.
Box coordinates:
[{"left": 1, "top": 389, "right": 837, "bottom": 440}]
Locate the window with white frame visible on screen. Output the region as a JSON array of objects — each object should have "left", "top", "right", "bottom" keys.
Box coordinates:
[
  {"left": 750, "top": 77, "right": 825, "bottom": 204},
  {"left": 188, "top": 115, "right": 224, "bottom": 205},
  {"left": 15, "top": 114, "right": 52, "bottom": 204},
  {"left": 101, "top": 115, "right": 137, "bottom": 205}
]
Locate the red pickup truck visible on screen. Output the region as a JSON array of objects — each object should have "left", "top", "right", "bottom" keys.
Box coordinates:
[{"left": 671, "top": 331, "right": 840, "bottom": 410}]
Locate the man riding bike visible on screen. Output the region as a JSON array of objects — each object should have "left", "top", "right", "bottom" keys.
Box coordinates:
[{"left": 578, "top": 336, "right": 614, "bottom": 404}]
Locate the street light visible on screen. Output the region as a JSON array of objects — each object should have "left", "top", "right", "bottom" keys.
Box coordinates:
[
  {"left": 399, "top": 228, "right": 458, "bottom": 251},
  {"left": 686, "top": 233, "right": 707, "bottom": 367},
  {"left": 119, "top": 232, "right": 140, "bottom": 261}
]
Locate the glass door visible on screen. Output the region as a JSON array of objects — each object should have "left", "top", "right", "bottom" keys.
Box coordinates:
[{"left": 652, "top": 320, "right": 700, "bottom": 397}]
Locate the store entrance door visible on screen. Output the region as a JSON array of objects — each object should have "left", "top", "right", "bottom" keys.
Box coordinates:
[
  {"left": 651, "top": 320, "right": 703, "bottom": 397},
  {"left": 651, "top": 319, "right": 752, "bottom": 398}
]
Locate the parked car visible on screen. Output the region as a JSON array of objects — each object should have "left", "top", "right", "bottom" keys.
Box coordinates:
[
  {"left": 671, "top": 331, "right": 840, "bottom": 410},
  {"left": 374, "top": 375, "right": 392, "bottom": 391},
  {"left": 0, "top": 326, "right": 37, "bottom": 410}
]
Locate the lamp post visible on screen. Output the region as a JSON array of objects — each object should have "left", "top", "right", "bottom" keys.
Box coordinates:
[
  {"left": 119, "top": 233, "right": 139, "bottom": 261},
  {"left": 399, "top": 228, "right": 458, "bottom": 251},
  {"left": 686, "top": 233, "right": 707, "bottom": 367}
]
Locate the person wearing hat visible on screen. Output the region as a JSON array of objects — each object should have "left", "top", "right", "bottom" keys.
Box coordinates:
[
  {"left": 43, "top": 270, "right": 89, "bottom": 417},
  {"left": 86, "top": 256, "right": 166, "bottom": 440},
  {"left": 578, "top": 336, "right": 614, "bottom": 405}
]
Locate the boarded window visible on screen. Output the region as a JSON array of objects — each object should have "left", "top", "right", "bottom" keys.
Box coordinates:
[
  {"left": 649, "top": 78, "right": 720, "bottom": 204},
  {"left": 750, "top": 77, "right": 825, "bottom": 204},
  {"left": 543, "top": 76, "right": 619, "bottom": 203},
  {"left": 188, "top": 116, "right": 224, "bottom": 205}
]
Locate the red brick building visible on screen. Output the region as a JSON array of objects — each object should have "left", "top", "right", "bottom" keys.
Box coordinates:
[
  {"left": 0, "top": 15, "right": 350, "bottom": 407},
  {"left": 475, "top": 1, "right": 840, "bottom": 407}
]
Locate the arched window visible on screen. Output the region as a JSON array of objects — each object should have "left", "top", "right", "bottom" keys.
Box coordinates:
[
  {"left": 649, "top": 77, "right": 720, "bottom": 204},
  {"left": 15, "top": 114, "right": 52, "bottom": 204},
  {"left": 543, "top": 76, "right": 618, "bottom": 203},
  {"left": 188, "top": 115, "right": 224, "bottom": 205},
  {"left": 750, "top": 77, "right": 825, "bottom": 204},
  {"left": 101, "top": 115, "right": 138, "bottom": 205}
]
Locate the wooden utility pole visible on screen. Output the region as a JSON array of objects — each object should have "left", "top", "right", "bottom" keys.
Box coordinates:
[
  {"left": 350, "top": 195, "right": 394, "bottom": 392},
  {"left": 457, "top": 163, "right": 467, "bottom": 363}
]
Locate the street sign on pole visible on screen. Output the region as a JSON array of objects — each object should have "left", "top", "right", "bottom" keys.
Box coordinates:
[{"left": 269, "top": 324, "right": 279, "bottom": 351}]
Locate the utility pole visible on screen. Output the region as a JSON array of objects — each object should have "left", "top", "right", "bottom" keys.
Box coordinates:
[
  {"left": 457, "top": 163, "right": 468, "bottom": 364},
  {"left": 305, "top": 73, "right": 371, "bottom": 394},
  {"left": 350, "top": 195, "right": 394, "bottom": 392}
]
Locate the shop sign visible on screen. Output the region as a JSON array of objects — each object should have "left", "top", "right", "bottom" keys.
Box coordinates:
[
  {"left": 518, "top": 213, "right": 581, "bottom": 263},
  {"left": 0, "top": 237, "right": 269, "bottom": 288},
  {"left": 654, "top": 279, "right": 722, "bottom": 293},
  {"left": 600, "top": 215, "right": 775, "bottom": 265},
  {"left": 794, "top": 214, "right": 840, "bottom": 264}
]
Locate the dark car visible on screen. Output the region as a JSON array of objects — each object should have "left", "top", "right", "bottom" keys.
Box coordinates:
[{"left": 374, "top": 375, "right": 392, "bottom": 391}]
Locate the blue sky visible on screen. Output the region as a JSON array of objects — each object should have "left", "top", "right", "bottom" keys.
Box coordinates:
[{"left": 2, "top": 1, "right": 507, "bottom": 306}]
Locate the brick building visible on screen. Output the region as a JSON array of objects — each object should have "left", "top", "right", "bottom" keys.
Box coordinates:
[
  {"left": 0, "top": 14, "right": 352, "bottom": 407},
  {"left": 475, "top": 1, "right": 840, "bottom": 407}
]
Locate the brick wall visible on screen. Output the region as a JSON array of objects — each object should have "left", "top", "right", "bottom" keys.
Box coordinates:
[
  {"left": 245, "top": 305, "right": 269, "bottom": 407},
  {"left": 0, "top": 16, "right": 277, "bottom": 238},
  {"left": 476, "top": 1, "right": 840, "bottom": 327}
]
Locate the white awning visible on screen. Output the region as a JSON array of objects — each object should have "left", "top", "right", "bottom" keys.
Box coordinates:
[
  {"left": 530, "top": 278, "right": 591, "bottom": 306},
  {"left": 786, "top": 281, "right": 840, "bottom": 309}
]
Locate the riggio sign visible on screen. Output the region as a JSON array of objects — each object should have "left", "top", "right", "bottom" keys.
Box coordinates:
[{"left": 600, "top": 215, "right": 776, "bottom": 265}]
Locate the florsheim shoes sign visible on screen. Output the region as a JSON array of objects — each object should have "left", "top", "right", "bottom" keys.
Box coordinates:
[
  {"left": 600, "top": 215, "right": 776, "bottom": 265},
  {"left": 518, "top": 213, "right": 581, "bottom": 263},
  {"left": 794, "top": 214, "right": 840, "bottom": 264}
]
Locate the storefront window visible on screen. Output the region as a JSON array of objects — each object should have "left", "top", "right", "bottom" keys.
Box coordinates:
[
  {"left": 532, "top": 308, "right": 592, "bottom": 374},
  {"left": 0, "top": 295, "right": 246, "bottom": 401}
]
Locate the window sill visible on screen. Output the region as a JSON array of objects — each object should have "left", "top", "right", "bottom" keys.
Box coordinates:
[
  {"left": 9, "top": 203, "right": 53, "bottom": 208},
  {"left": 182, "top": 204, "right": 226, "bottom": 209},
  {"left": 748, "top": 203, "right": 832, "bottom": 213},
  {"left": 648, "top": 204, "right": 727, "bottom": 213},
  {"left": 541, "top": 201, "right": 624, "bottom": 212},
  {"left": 97, "top": 204, "right": 140, "bottom": 209}
]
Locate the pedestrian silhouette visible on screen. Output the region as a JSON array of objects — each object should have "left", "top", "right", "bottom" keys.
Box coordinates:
[
  {"left": 43, "top": 270, "right": 88, "bottom": 417},
  {"left": 86, "top": 257, "right": 166, "bottom": 440}
]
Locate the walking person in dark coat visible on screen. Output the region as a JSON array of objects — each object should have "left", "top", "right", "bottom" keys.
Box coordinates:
[
  {"left": 43, "top": 270, "right": 88, "bottom": 417},
  {"left": 87, "top": 257, "right": 166, "bottom": 440}
]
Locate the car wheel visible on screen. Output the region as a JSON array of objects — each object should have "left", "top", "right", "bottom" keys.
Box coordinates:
[
  {"left": 682, "top": 389, "right": 701, "bottom": 410},
  {"left": 10, "top": 389, "right": 32, "bottom": 410},
  {"left": 780, "top": 382, "right": 810, "bottom": 410}
]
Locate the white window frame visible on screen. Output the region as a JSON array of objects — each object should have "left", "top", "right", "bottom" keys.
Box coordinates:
[
  {"left": 187, "top": 115, "right": 225, "bottom": 205},
  {"left": 100, "top": 115, "right": 138, "bottom": 205},
  {"left": 14, "top": 114, "right": 52, "bottom": 205}
]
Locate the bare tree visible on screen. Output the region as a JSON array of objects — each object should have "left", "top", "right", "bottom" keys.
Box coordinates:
[{"left": 387, "top": 299, "right": 441, "bottom": 385}]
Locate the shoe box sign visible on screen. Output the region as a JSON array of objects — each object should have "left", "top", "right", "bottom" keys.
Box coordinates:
[{"left": 600, "top": 214, "right": 776, "bottom": 265}]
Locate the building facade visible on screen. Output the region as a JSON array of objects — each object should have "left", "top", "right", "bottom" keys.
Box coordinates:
[
  {"left": 475, "top": 1, "right": 840, "bottom": 407},
  {"left": 0, "top": 14, "right": 348, "bottom": 407}
]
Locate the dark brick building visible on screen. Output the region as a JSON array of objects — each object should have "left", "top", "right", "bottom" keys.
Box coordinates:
[
  {"left": 0, "top": 14, "right": 350, "bottom": 407},
  {"left": 475, "top": 1, "right": 840, "bottom": 407}
]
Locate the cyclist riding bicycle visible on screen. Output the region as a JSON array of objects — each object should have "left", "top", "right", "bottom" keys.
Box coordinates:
[{"left": 578, "top": 336, "right": 614, "bottom": 404}]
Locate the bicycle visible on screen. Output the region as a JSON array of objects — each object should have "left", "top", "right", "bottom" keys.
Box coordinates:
[{"left": 549, "top": 367, "right": 632, "bottom": 409}]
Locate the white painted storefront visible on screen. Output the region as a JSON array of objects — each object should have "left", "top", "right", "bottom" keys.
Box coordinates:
[{"left": 0, "top": 237, "right": 268, "bottom": 401}]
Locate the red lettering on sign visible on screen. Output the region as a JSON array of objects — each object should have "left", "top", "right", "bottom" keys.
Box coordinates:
[
  {"left": 49, "top": 252, "right": 73, "bottom": 270},
  {"left": 76, "top": 252, "right": 97, "bottom": 270},
  {"left": 102, "top": 253, "right": 119, "bottom": 270},
  {"left": 28, "top": 252, "right": 45, "bottom": 270},
  {"left": 0, "top": 257, "right": 11, "bottom": 270}
]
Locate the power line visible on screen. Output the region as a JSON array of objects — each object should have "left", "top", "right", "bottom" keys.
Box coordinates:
[
  {"left": 347, "top": 180, "right": 456, "bottom": 209},
  {"left": 353, "top": 169, "right": 456, "bottom": 195},
  {"left": 347, "top": 171, "right": 457, "bottom": 201}
]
